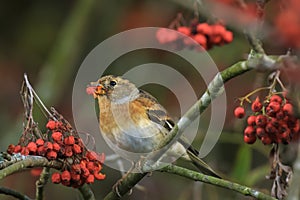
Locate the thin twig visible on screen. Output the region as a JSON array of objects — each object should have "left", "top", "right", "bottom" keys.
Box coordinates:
[
  {"left": 24, "top": 74, "right": 55, "bottom": 120},
  {"left": 35, "top": 167, "right": 51, "bottom": 200},
  {"left": 0, "top": 186, "right": 32, "bottom": 200},
  {"left": 245, "top": 32, "right": 265, "bottom": 54},
  {"left": 161, "top": 165, "right": 276, "bottom": 200}
]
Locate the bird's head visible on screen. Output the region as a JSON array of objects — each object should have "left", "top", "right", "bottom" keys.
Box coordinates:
[{"left": 87, "top": 75, "right": 139, "bottom": 103}]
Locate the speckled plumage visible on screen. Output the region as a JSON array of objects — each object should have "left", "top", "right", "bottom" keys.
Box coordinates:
[{"left": 89, "top": 75, "right": 220, "bottom": 178}]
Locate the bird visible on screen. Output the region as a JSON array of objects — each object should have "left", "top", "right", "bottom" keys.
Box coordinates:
[{"left": 87, "top": 75, "right": 220, "bottom": 178}]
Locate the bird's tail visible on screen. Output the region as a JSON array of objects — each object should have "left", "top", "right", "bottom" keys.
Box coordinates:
[{"left": 186, "top": 149, "right": 221, "bottom": 178}]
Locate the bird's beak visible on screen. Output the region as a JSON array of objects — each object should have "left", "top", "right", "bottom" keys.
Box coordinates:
[{"left": 86, "top": 82, "right": 106, "bottom": 98}]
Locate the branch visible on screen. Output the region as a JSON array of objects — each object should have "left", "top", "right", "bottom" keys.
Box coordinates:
[
  {"left": 103, "top": 173, "right": 147, "bottom": 200},
  {"left": 0, "top": 186, "right": 31, "bottom": 200},
  {"left": 245, "top": 32, "right": 265, "bottom": 54},
  {"left": 78, "top": 184, "right": 96, "bottom": 200},
  {"left": 0, "top": 155, "right": 95, "bottom": 200},
  {"left": 35, "top": 167, "right": 51, "bottom": 200},
  {"left": 160, "top": 165, "right": 276, "bottom": 200},
  {"left": 0, "top": 155, "right": 62, "bottom": 180}
]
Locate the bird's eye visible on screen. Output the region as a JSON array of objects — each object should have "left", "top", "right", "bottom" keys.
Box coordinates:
[{"left": 109, "top": 80, "right": 117, "bottom": 86}]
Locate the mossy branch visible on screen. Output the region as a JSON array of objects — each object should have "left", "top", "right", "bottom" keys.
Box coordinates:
[
  {"left": 0, "top": 155, "right": 94, "bottom": 200},
  {"left": 36, "top": 167, "right": 51, "bottom": 200},
  {"left": 78, "top": 184, "right": 96, "bottom": 200},
  {"left": 161, "top": 165, "right": 276, "bottom": 200}
]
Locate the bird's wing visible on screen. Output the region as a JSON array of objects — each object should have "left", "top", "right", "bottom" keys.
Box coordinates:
[
  {"left": 132, "top": 90, "right": 221, "bottom": 178},
  {"left": 137, "top": 90, "right": 199, "bottom": 156}
]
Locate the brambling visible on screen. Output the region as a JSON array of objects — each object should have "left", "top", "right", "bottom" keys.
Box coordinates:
[{"left": 87, "top": 75, "right": 220, "bottom": 178}]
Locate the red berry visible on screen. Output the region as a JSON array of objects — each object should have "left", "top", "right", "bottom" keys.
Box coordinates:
[
  {"left": 81, "top": 167, "right": 90, "bottom": 178},
  {"left": 86, "top": 151, "right": 98, "bottom": 161},
  {"left": 64, "top": 146, "right": 73, "bottom": 157},
  {"left": 86, "top": 86, "right": 96, "bottom": 96},
  {"left": 64, "top": 136, "right": 75, "bottom": 145},
  {"left": 156, "top": 28, "right": 179, "bottom": 44},
  {"left": 193, "top": 34, "right": 207, "bottom": 46},
  {"left": 21, "top": 147, "right": 29, "bottom": 155},
  {"left": 251, "top": 97, "right": 263, "bottom": 112},
  {"left": 281, "top": 130, "right": 291, "bottom": 141},
  {"left": 72, "top": 164, "right": 82, "bottom": 174},
  {"left": 46, "top": 151, "right": 57, "bottom": 160},
  {"left": 255, "top": 115, "right": 267, "bottom": 127},
  {"left": 268, "top": 102, "right": 281, "bottom": 113},
  {"left": 7, "top": 144, "right": 15, "bottom": 154},
  {"left": 94, "top": 172, "right": 106, "bottom": 180},
  {"left": 71, "top": 172, "right": 81, "bottom": 181},
  {"left": 196, "top": 23, "right": 212, "bottom": 35},
  {"left": 234, "top": 106, "right": 245, "bottom": 118},
  {"left": 266, "top": 106, "right": 275, "bottom": 117},
  {"left": 256, "top": 127, "right": 266, "bottom": 138},
  {"left": 52, "top": 132, "right": 63, "bottom": 142},
  {"left": 46, "top": 120, "right": 56, "bottom": 130},
  {"left": 14, "top": 145, "right": 22, "bottom": 153},
  {"left": 177, "top": 26, "right": 191, "bottom": 36},
  {"left": 61, "top": 170, "right": 71, "bottom": 182},
  {"left": 211, "top": 24, "right": 226, "bottom": 35},
  {"left": 61, "top": 181, "right": 70, "bottom": 186},
  {"left": 36, "top": 139, "right": 44, "bottom": 146},
  {"left": 244, "top": 126, "right": 255, "bottom": 136},
  {"left": 37, "top": 146, "right": 46, "bottom": 156},
  {"left": 247, "top": 115, "right": 256, "bottom": 126},
  {"left": 270, "top": 95, "right": 282, "bottom": 104},
  {"left": 265, "top": 123, "right": 277, "bottom": 134},
  {"left": 44, "top": 142, "right": 53, "bottom": 151},
  {"left": 80, "top": 160, "right": 87, "bottom": 169},
  {"left": 51, "top": 172, "right": 61, "bottom": 184},
  {"left": 283, "top": 103, "right": 293, "bottom": 115},
  {"left": 93, "top": 162, "right": 102, "bottom": 172},
  {"left": 223, "top": 31, "right": 233, "bottom": 43},
  {"left": 27, "top": 142, "right": 37, "bottom": 153},
  {"left": 30, "top": 168, "right": 43, "bottom": 177},
  {"left": 261, "top": 136, "right": 272, "bottom": 145},
  {"left": 244, "top": 134, "right": 256, "bottom": 144},
  {"left": 276, "top": 110, "right": 285, "bottom": 120},
  {"left": 270, "top": 118, "right": 280, "bottom": 128},
  {"left": 56, "top": 121, "right": 64, "bottom": 129},
  {"left": 73, "top": 144, "right": 82, "bottom": 154},
  {"left": 209, "top": 35, "right": 222, "bottom": 44},
  {"left": 87, "top": 162, "right": 96, "bottom": 172},
  {"left": 52, "top": 142, "right": 61, "bottom": 152},
  {"left": 85, "top": 174, "right": 95, "bottom": 184}
]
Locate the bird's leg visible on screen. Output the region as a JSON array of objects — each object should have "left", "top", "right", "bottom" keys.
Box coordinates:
[
  {"left": 112, "top": 161, "right": 135, "bottom": 197},
  {"left": 135, "top": 156, "right": 146, "bottom": 173}
]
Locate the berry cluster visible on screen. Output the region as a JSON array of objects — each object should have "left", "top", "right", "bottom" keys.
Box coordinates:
[
  {"left": 234, "top": 94, "right": 300, "bottom": 145},
  {"left": 156, "top": 22, "right": 233, "bottom": 50},
  {"left": 7, "top": 119, "right": 105, "bottom": 187},
  {"left": 275, "top": 0, "right": 300, "bottom": 48},
  {"left": 51, "top": 150, "right": 105, "bottom": 187}
]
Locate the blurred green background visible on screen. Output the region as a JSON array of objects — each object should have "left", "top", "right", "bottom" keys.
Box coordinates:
[{"left": 0, "top": 0, "right": 296, "bottom": 199}]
